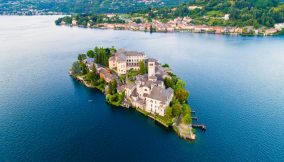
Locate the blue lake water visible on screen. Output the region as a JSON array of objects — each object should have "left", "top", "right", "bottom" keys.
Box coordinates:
[{"left": 0, "top": 16, "right": 284, "bottom": 161}]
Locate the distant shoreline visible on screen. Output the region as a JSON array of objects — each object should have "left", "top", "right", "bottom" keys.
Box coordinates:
[{"left": 57, "top": 22, "right": 284, "bottom": 37}]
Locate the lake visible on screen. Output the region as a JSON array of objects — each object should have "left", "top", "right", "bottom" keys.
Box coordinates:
[{"left": 0, "top": 16, "right": 284, "bottom": 161}]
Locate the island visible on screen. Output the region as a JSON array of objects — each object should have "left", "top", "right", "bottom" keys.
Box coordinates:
[
  {"left": 69, "top": 47, "right": 200, "bottom": 141},
  {"left": 56, "top": 0, "right": 284, "bottom": 36}
]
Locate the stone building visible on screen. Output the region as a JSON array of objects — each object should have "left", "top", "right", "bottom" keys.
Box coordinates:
[
  {"left": 109, "top": 49, "right": 146, "bottom": 75},
  {"left": 124, "top": 57, "right": 173, "bottom": 116}
]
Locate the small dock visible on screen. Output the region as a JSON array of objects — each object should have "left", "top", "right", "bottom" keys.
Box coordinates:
[
  {"left": 191, "top": 111, "right": 196, "bottom": 114},
  {"left": 192, "top": 124, "right": 206, "bottom": 131},
  {"left": 191, "top": 117, "right": 198, "bottom": 120}
]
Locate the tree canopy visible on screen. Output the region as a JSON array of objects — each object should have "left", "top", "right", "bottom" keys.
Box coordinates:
[
  {"left": 138, "top": 61, "right": 147, "bottom": 74},
  {"left": 87, "top": 50, "right": 95, "bottom": 58},
  {"left": 94, "top": 47, "right": 114, "bottom": 67},
  {"left": 70, "top": 61, "right": 81, "bottom": 75},
  {"left": 108, "top": 79, "right": 118, "bottom": 95}
]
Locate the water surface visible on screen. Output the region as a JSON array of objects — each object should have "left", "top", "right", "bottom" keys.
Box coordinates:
[{"left": 0, "top": 16, "right": 284, "bottom": 161}]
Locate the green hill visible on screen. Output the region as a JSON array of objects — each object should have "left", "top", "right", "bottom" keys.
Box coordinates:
[
  {"left": 132, "top": 0, "right": 284, "bottom": 28},
  {"left": 0, "top": 0, "right": 190, "bottom": 15}
]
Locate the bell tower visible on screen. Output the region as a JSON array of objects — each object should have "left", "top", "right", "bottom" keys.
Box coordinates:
[{"left": 148, "top": 58, "right": 155, "bottom": 80}]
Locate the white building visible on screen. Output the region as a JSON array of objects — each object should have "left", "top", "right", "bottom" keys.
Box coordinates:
[
  {"left": 188, "top": 6, "right": 203, "bottom": 10},
  {"left": 125, "top": 82, "right": 136, "bottom": 97},
  {"left": 109, "top": 49, "right": 146, "bottom": 75},
  {"left": 124, "top": 57, "right": 173, "bottom": 116},
  {"left": 72, "top": 19, "right": 77, "bottom": 26},
  {"left": 116, "top": 55, "right": 127, "bottom": 75},
  {"left": 148, "top": 58, "right": 156, "bottom": 81},
  {"left": 224, "top": 14, "right": 230, "bottom": 21},
  {"left": 145, "top": 86, "right": 173, "bottom": 116},
  {"left": 275, "top": 23, "right": 284, "bottom": 30}
]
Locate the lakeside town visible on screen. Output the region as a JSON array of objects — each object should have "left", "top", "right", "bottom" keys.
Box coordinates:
[
  {"left": 69, "top": 47, "right": 200, "bottom": 141},
  {"left": 108, "top": 16, "right": 284, "bottom": 36},
  {"left": 58, "top": 12, "right": 284, "bottom": 36}
]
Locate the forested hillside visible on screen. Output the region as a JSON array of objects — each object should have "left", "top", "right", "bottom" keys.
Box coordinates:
[
  {"left": 133, "top": 0, "right": 284, "bottom": 27},
  {"left": 0, "top": 0, "right": 190, "bottom": 15},
  {"left": 55, "top": 0, "right": 284, "bottom": 36}
]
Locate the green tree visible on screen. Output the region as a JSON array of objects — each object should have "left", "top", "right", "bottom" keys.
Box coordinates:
[
  {"left": 87, "top": 50, "right": 95, "bottom": 58},
  {"left": 86, "top": 71, "right": 96, "bottom": 82},
  {"left": 110, "top": 46, "right": 117, "bottom": 54},
  {"left": 55, "top": 18, "right": 63, "bottom": 25},
  {"left": 175, "top": 79, "right": 186, "bottom": 89},
  {"left": 164, "top": 77, "right": 174, "bottom": 88},
  {"left": 138, "top": 61, "right": 147, "bottom": 74},
  {"left": 70, "top": 61, "right": 81, "bottom": 75},
  {"left": 182, "top": 113, "right": 192, "bottom": 124},
  {"left": 111, "top": 79, "right": 118, "bottom": 94},
  {"left": 172, "top": 103, "right": 182, "bottom": 117},
  {"left": 165, "top": 106, "right": 173, "bottom": 119},
  {"left": 78, "top": 54, "right": 87, "bottom": 62},
  {"left": 182, "top": 104, "right": 191, "bottom": 114},
  {"left": 109, "top": 79, "right": 118, "bottom": 95},
  {"left": 94, "top": 47, "right": 111, "bottom": 67},
  {"left": 80, "top": 62, "right": 88, "bottom": 75},
  {"left": 92, "top": 63, "right": 97, "bottom": 73},
  {"left": 162, "top": 63, "right": 169, "bottom": 67},
  {"left": 119, "top": 75, "right": 126, "bottom": 84},
  {"left": 134, "top": 18, "right": 142, "bottom": 23},
  {"left": 175, "top": 88, "right": 189, "bottom": 103}
]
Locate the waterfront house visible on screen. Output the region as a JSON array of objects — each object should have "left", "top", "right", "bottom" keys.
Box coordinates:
[
  {"left": 98, "top": 68, "right": 113, "bottom": 83},
  {"left": 72, "top": 19, "right": 77, "bottom": 26},
  {"left": 106, "top": 24, "right": 115, "bottom": 29},
  {"left": 212, "top": 26, "right": 223, "bottom": 34},
  {"left": 106, "top": 13, "right": 115, "bottom": 18},
  {"left": 275, "top": 23, "right": 284, "bottom": 30},
  {"left": 145, "top": 86, "right": 173, "bottom": 116},
  {"left": 264, "top": 28, "right": 278, "bottom": 36},
  {"left": 84, "top": 58, "right": 95, "bottom": 71}
]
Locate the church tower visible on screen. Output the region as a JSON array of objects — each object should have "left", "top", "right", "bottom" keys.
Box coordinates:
[{"left": 148, "top": 58, "right": 156, "bottom": 81}]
